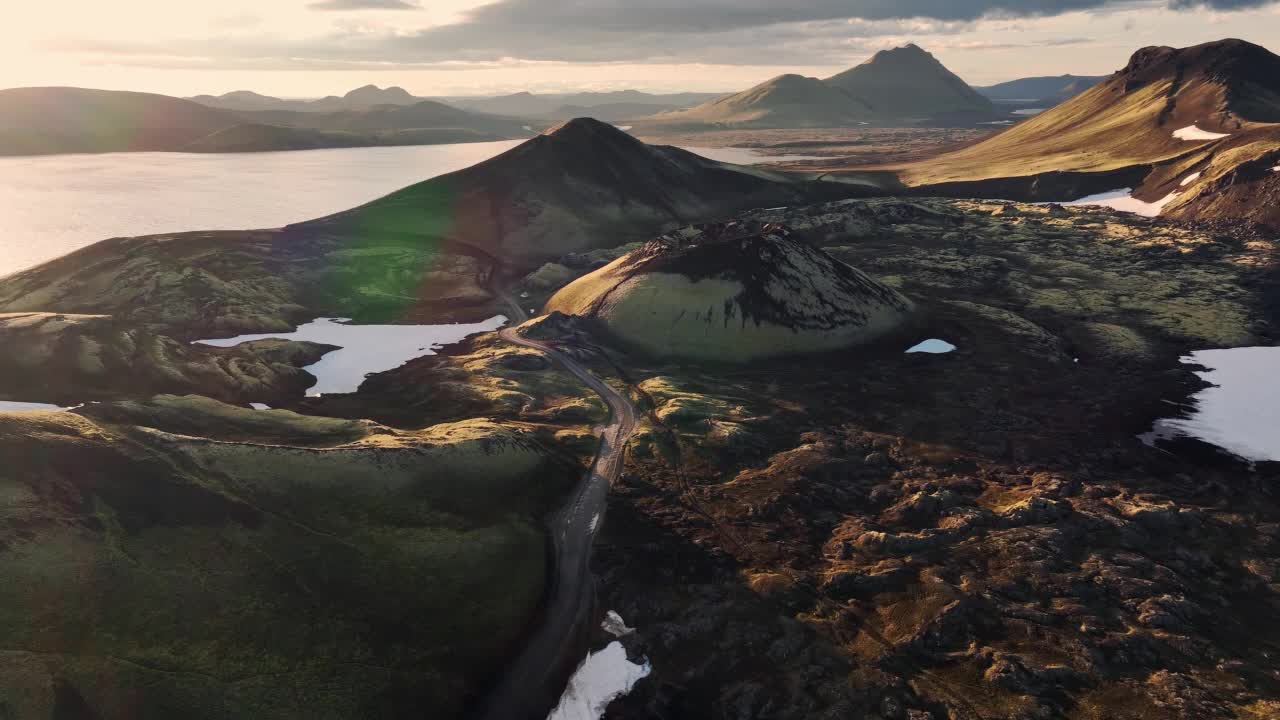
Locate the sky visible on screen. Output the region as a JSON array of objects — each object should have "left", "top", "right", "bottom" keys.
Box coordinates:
[{"left": 1, "top": 0, "right": 1278, "bottom": 97}]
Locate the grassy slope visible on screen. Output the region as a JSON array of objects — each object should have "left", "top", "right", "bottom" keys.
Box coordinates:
[
  {"left": 0, "top": 396, "right": 574, "bottom": 720},
  {"left": 896, "top": 79, "right": 1208, "bottom": 184},
  {"left": 897, "top": 40, "right": 1280, "bottom": 186}
]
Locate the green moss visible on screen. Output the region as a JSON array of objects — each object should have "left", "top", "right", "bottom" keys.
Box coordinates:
[{"left": 0, "top": 405, "right": 570, "bottom": 719}]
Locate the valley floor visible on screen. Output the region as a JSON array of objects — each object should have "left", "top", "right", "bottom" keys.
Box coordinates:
[
  {"left": 2, "top": 195, "right": 1279, "bottom": 720},
  {"left": 637, "top": 127, "right": 995, "bottom": 171}
]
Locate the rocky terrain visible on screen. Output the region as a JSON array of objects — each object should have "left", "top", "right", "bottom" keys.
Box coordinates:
[{"left": 534, "top": 198, "right": 1279, "bottom": 720}]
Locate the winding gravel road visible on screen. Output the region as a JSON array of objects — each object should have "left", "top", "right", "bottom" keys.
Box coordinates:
[{"left": 475, "top": 301, "right": 638, "bottom": 720}]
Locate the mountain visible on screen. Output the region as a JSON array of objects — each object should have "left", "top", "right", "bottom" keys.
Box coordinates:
[
  {"left": 825, "top": 44, "right": 994, "bottom": 119},
  {"left": 640, "top": 74, "right": 872, "bottom": 129},
  {"left": 638, "top": 44, "right": 991, "bottom": 129},
  {"left": 0, "top": 119, "right": 858, "bottom": 334},
  {"left": 544, "top": 221, "right": 913, "bottom": 362},
  {"left": 341, "top": 84, "right": 418, "bottom": 107},
  {"left": 0, "top": 87, "right": 529, "bottom": 156},
  {"left": 299, "top": 118, "right": 845, "bottom": 270},
  {"left": 187, "top": 89, "right": 296, "bottom": 112},
  {"left": 977, "top": 74, "right": 1107, "bottom": 104},
  {"left": 190, "top": 85, "right": 427, "bottom": 113},
  {"left": 901, "top": 38, "right": 1280, "bottom": 186},
  {"left": 0, "top": 87, "right": 238, "bottom": 155}
]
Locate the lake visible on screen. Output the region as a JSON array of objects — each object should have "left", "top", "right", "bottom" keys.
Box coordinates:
[
  {"left": 0, "top": 141, "right": 808, "bottom": 277},
  {"left": 195, "top": 315, "right": 508, "bottom": 396}
]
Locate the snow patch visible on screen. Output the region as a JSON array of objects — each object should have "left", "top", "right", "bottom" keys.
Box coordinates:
[
  {"left": 1144, "top": 347, "right": 1280, "bottom": 462},
  {"left": 1173, "top": 124, "right": 1230, "bottom": 141},
  {"left": 547, "top": 638, "right": 650, "bottom": 720},
  {"left": 1180, "top": 172, "right": 1202, "bottom": 187},
  {"left": 1064, "top": 188, "right": 1179, "bottom": 217},
  {"left": 250, "top": 403, "right": 272, "bottom": 410},
  {"left": 601, "top": 611, "right": 636, "bottom": 638},
  {"left": 196, "top": 316, "right": 507, "bottom": 396},
  {"left": 906, "top": 339, "right": 957, "bottom": 354}
]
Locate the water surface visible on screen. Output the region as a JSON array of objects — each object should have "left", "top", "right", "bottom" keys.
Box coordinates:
[
  {"left": 906, "top": 339, "right": 957, "bottom": 354},
  {"left": 0, "top": 401, "right": 63, "bottom": 412},
  {"left": 196, "top": 316, "right": 507, "bottom": 396}
]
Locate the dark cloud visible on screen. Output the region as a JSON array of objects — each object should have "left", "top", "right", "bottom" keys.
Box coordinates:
[
  {"left": 307, "top": 0, "right": 418, "bottom": 10},
  {"left": 1168, "top": 0, "right": 1274, "bottom": 6},
  {"left": 352, "top": 0, "right": 1273, "bottom": 64},
  {"left": 452, "top": 0, "right": 1273, "bottom": 32}
]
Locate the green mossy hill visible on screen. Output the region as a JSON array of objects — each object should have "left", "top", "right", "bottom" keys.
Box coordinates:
[
  {"left": 545, "top": 222, "right": 914, "bottom": 362},
  {"left": 0, "top": 312, "right": 333, "bottom": 405},
  {"left": 0, "top": 396, "right": 576, "bottom": 720},
  {"left": 0, "top": 227, "right": 495, "bottom": 338}
]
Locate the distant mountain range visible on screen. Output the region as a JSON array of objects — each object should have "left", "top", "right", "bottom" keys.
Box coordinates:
[
  {"left": 639, "top": 45, "right": 995, "bottom": 129},
  {"left": 975, "top": 75, "right": 1108, "bottom": 104},
  {"left": 188, "top": 85, "right": 424, "bottom": 113},
  {"left": 0, "top": 87, "right": 531, "bottom": 156},
  {"left": 442, "top": 91, "right": 723, "bottom": 120},
  {"left": 189, "top": 86, "right": 723, "bottom": 122}
]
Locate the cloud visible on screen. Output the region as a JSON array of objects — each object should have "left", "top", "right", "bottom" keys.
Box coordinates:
[
  {"left": 45, "top": 0, "right": 1280, "bottom": 72},
  {"left": 308, "top": 0, "right": 419, "bottom": 9}
]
